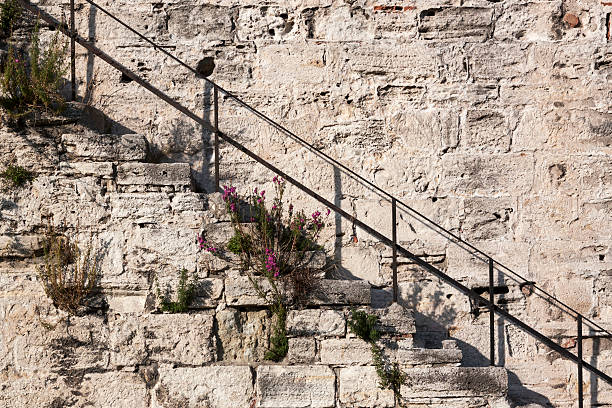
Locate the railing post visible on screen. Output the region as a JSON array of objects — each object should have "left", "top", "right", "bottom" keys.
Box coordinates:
[
  {"left": 70, "top": 0, "right": 76, "bottom": 101},
  {"left": 578, "top": 315, "right": 583, "bottom": 408},
  {"left": 392, "top": 198, "right": 398, "bottom": 303},
  {"left": 489, "top": 257, "right": 495, "bottom": 366},
  {"left": 213, "top": 85, "right": 219, "bottom": 192}
]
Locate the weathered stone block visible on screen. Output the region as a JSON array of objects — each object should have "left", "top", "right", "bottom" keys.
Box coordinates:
[
  {"left": 401, "top": 367, "right": 508, "bottom": 397},
  {"left": 339, "top": 366, "right": 395, "bottom": 407},
  {"left": 288, "top": 337, "right": 317, "bottom": 364},
  {"left": 81, "top": 372, "right": 148, "bottom": 408},
  {"left": 153, "top": 365, "right": 254, "bottom": 408},
  {"left": 256, "top": 365, "right": 336, "bottom": 407},
  {"left": 224, "top": 276, "right": 271, "bottom": 306},
  {"left": 308, "top": 279, "right": 371, "bottom": 306},
  {"left": 372, "top": 302, "right": 416, "bottom": 335},
  {"left": 320, "top": 338, "right": 371, "bottom": 365},
  {"left": 110, "top": 192, "right": 172, "bottom": 223},
  {"left": 117, "top": 163, "right": 191, "bottom": 187},
  {"left": 62, "top": 133, "right": 147, "bottom": 162},
  {"left": 287, "top": 309, "right": 345, "bottom": 337},
  {"left": 419, "top": 7, "right": 493, "bottom": 41},
  {"left": 58, "top": 161, "right": 115, "bottom": 177},
  {"left": 109, "top": 313, "right": 215, "bottom": 367},
  {"left": 216, "top": 307, "right": 270, "bottom": 362}
]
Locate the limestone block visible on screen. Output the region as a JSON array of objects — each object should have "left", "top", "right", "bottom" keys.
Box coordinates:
[
  {"left": 387, "top": 109, "right": 459, "bottom": 155},
  {"left": 171, "top": 192, "right": 207, "bottom": 212},
  {"left": 153, "top": 365, "right": 254, "bottom": 408},
  {"left": 288, "top": 337, "right": 317, "bottom": 364},
  {"left": 110, "top": 192, "right": 172, "bottom": 223},
  {"left": 320, "top": 338, "right": 371, "bottom": 365},
  {"left": 224, "top": 276, "right": 271, "bottom": 306},
  {"left": 61, "top": 133, "right": 147, "bottom": 162},
  {"left": 192, "top": 278, "right": 225, "bottom": 308},
  {"left": 106, "top": 293, "right": 148, "bottom": 313},
  {"left": 0, "top": 235, "right": 42, "bottom": 258},
  {"left": 494, "top": 1, "right": 562, "bottom": 42},
  {"left": 372, "top": 302, "right": 416, "bottom": 335},
  {"left": 166, "top": 3, "right": 234, "bottom": 41},
  {"left": 287, "top": 309, "right": 345, "bottom": 337},
  {"left": 124, "top": 227, "right": 198, "bottom": 279},
  {"left": 117, "top": 163, "right": 191, "bottom": 187},
  {"left": 461, "top": 196, "right": 516, "bottom": 241},
  {"left": 256, "top": 365, "right": 336, "bottom": 408},
  {"left": 338, "top": 366, "right": 395, "bottom": 407},
  {"left": 467, "top": 42, "right": 530, "bottom": 81},
  {"left": 109, "top": 313, "right": 215, "bottom": 367},
  {"left": 307, "top": 279, "right": 371, "bottom": 306},
  {"left": 216, "top": 308, "right": 271, "bottom": 362},
  {"left": 440, "top": 153, "right": 534, "bottom": 197},
  {"left": 80, "top": 372, "right": 148, "bottom": 408},
  {"left": 58, "top": 161, "right": 115, "bottom": 178},
  {"left": 336, "top": 245, "right": 384, "bottom": 286},
  {"left": 401, "top": 367, "right": 508, "bottom": 397},
  {"left": 460, "top": 110, "right": 510, "bottom": 153},
  {"left": 418, "top": 7, "right": 493, "bottom": 41}
]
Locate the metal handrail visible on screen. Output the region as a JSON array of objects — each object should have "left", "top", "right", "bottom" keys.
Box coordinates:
[
  {"left": 20, "top": 1, "right": 610, "bottom": 402},
  {"left": 66, "top": 0, "right": 609, "bottom": 338},
  {"left": 67, "top": 0, "right": 612, "bottom": 339}
]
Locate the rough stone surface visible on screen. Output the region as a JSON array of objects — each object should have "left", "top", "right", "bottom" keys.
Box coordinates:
[
  {"left": 256, "top": 365, "right": 336, "bottom": 408},
  {"left": 287, "top": 309, "right": 345, "bottom": 337},
  {"left": 153, "top": 365, "right": 254, "bottom": 408},
  {"left": 2, "top": 0, "right": 612, "bottom": 405}
]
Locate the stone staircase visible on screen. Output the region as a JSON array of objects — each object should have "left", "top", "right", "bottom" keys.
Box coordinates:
[{"left": 1, "top": 129, "right": 508, "bottom": 407}]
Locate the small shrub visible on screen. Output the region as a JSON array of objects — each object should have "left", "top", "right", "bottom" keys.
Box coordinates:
[
  {"left": 37, "top": 226, "right": 98, "bottom": 315},
  {"left": 0, "top": 23, "right": 67, "bottom": 117},
  {"left": 156, "top": 269, "right": 197, "bottom": 313},
  {"left": 348, "top": 309, "right": 406, "bottom": 402},
  {"left": 265, "top": 303, "right": 288, "bottom": 362},
  {"left": 201, "top": 177, "right": 330, "bottom": 361},
  {"left": 0, "top": 164, "right": 34, "bottom": 187},
  {"left": 0, "top": 0, "right": 21, "bottom": 35},
  {"left": 348, "top": 309, "right": 381, "bottom": 343}
]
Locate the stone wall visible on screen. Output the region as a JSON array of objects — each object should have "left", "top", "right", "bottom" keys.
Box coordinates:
[{"left": 2, "top": 0, "right": 612, "bottom": 406}]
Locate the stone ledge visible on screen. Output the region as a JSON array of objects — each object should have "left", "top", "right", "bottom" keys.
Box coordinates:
[{"left": 401, "top": 367, "right": 508, "bottom": 397}]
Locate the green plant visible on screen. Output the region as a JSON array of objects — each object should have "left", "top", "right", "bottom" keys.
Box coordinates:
[
  {"left": 348, "top": 309, "right": 406, "bottom": 403},
  {"left": 0, "top": 22, "right": 67, "bottom": 117},
  {"left": 265, "top": 303, "right": 288, "bottom": 362},
  {"left": 37, "top": 225, "right": 98, "bottom": 315},
  {"left": 0, "top": 0, "right": 21, "bottom": 35},
  {"left": 201, "top": 177, "right": 329, "bottom": 361},
  {"left": 0, "top": 164, "right": 34, "bottom": 187},
  {"left": 156, "top": 269, "right": 197, "bottom": 313},
  {"left": 226, "top": 231, "right": 250, "bottom": 255}
]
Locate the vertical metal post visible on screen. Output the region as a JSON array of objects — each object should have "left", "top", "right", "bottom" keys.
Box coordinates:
[
  {"left": 489, "top": 257, "right": 495, "bottom": 366},
  {"left": 70, "top": 0, "right": 76, "bottom": 101},
  {"left": 213, "top": 85, "right": 219, "bottom": 192},
  {"left": 578, "top": 315, "right": 584, "bottom": 408},
  {"left": 392, "top": 198, "right": 398, "bottom": 303}
]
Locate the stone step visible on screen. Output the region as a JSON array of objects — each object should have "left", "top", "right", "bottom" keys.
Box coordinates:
[
  {"left": 61, "top": 133, "right": 147, "bottom": 162},
  {"left": 224, "top": 277, "right": 371, "bottom": 307},
  {"left": 318, "top": 338, "right": 462, "bottom": 366},
  {"left": 255, "top": 365, "right": 507, "bottom": 408}
]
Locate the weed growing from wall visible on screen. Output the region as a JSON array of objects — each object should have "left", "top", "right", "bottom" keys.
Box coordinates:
[
  {"left": 0, "top": 22, "right": 67, "bottom": 118},
  {"left": 348, "top": 309, "right": 406, "bottom": 403},
  {"left": 201, "top": 176, "right": 329, "bottom": 361},
  {"left": 0, "top": 164, "right": 34, "bottom": 187},
  {"left": 37, "top": 225, "right": 99, "bottom": 315},
  {"left": 0, "top": 0, "right": 20, "bottom": 36},
  {"left": 155, "top": 269, "right": 197, "bottom": 313}
]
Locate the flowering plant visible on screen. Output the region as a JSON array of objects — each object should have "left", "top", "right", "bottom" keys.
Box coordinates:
[{"left": 201, "top": 176, "right": 329, "bottom": 361}]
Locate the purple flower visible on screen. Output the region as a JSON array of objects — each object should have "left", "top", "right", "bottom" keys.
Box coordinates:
[
  {"left": 264, "top": 248, "right": 280, "bottom": 277},
  {"left": 326, "top": 208, "right": 331, "bottom": 216}
]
